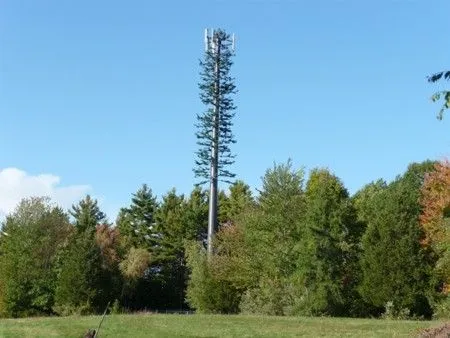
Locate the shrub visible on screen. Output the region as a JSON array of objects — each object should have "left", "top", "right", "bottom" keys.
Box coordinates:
[{"left": 433, "top": 296, "right": 450, "bottom": 319}]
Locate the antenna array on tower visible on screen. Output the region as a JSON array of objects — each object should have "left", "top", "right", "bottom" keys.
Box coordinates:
[{"left": 204, "top": 28, "right": 236, "bottom": 53}]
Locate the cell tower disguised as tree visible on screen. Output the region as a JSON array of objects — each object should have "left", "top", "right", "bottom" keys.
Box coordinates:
[{"left": 194, "top": 28, "right": 237, "bottom": 256}]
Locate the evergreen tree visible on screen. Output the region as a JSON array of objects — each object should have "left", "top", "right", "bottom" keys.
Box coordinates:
[
  {"left": 182, "top": 187, "right": 209, "bottom": 245},
  {"left": 151, "top": 187, "right": 209, "bottom": 309},
  {"left": 116, "top": 184, "right": 158, "bottom": 250},
  {"left": 116, "top": 186, "right": 207, "bottom": 311},
  {"left": 54, "top": 196, "right": 115, "bottom": 315},
  {"left": 359, "top": 161, "right": 436, "bottom": 318},
  {"left": 154, "top": 189, "right": 186, "bottom": 261},
  {"left": 54, "top": 230, "right": 103, "bottom": 315},
  {"left": 70, "top": 195, "right": 106, "bottom": 233},
  {"left": 194, "top": 28, "right": 237, "bottom": 255},
  {"left": 152, "top": 189, "right": 187, "bottom": 309}
]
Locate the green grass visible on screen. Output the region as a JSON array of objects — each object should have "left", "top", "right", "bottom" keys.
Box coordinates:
[{"left": 0, "top": 314, "right": 445, "bottom": 337}]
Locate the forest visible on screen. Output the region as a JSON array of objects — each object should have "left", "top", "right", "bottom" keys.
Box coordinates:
[
  {"left": 1, "top": 27, "right": 450, "bottom": 323},
  {"left": 0, "top": 158, "right": 449, "bottom": 320}
]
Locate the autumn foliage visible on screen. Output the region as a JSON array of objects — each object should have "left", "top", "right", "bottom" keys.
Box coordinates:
[
  {"left": 420, "top": 160, "right": 450, "bottom": 244},
  {"left": 420, "top": 160, "right": 450, "bottom": 294},
  {"left": 95, "top": 224, "right": 120, "bottom": 268}
]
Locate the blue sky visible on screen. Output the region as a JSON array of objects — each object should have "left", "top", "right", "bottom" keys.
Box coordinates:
[{"left": 1, "top": 1, "right": 449, "bottom": 220}]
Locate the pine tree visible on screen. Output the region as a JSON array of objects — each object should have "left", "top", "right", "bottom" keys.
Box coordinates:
[
  {"left": 151, "top": 189, "right": 189, "bottom": 309},
  {"left": 194, "top": 28, "right": 237, "bottom": 255},
  {"left": 182, "top": 187, "right": 209, "bottom": 245},
  {"left": 116, "top": 184, "right": 158, "bottom": 250},
  {"left": 54, "top": 195, "right": 115, "bottom": 315},
  {"left": 70, "top": 195, "right": 106, "bottom": 233},
  {"left": 154, "top": 189, "right": 186, "bottom": 261}
]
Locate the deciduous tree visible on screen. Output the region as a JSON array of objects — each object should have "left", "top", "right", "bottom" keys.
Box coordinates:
[
  {"left": 428, "top": 70, "right": 450, "bottom": 120},
  {"left": 0, "top": 197, "right": 72, "bottom": 317},
  {"left": 294, "top": 169, "right": 361, "bottom": 316},
  {"left": 420, "top": 160, "right": 450, "bottom": 295}
]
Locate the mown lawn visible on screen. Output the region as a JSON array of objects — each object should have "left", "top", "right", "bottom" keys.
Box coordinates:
[{"left": 0, "top": 313, "right": 445, "bottom": 337}]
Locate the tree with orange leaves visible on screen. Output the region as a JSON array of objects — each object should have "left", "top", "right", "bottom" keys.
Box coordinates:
[{"left": 420, "top": 160, "right": 450, "bottom": 294}]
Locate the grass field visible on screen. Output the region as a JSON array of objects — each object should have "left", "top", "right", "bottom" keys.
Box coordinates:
[{"left": 0, "top": 313, "right": 446, "bottom": 337}]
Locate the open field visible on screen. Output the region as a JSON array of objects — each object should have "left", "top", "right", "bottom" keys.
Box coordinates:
[{"left": 0, "top": 314, "right": 447, "bottom": 338}]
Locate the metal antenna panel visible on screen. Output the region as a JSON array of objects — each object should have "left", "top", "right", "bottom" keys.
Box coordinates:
[{"left": 204, "top": 29, "right": 236, "bottom": 53}]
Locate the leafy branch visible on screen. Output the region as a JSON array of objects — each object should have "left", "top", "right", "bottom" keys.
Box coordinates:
[{"left": 427, "top": 70, "right": 450, "bottom": 120}]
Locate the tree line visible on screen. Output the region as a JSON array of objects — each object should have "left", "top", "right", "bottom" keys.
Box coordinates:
[
  {"left": 0, "top": 28, "right": 449, "bottom": 319},
  {"left": 0, "top": 159, "right": 448, "bottom": 319}
]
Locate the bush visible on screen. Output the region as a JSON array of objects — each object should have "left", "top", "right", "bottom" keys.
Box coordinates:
[
  {"left": 185, "top": 241, "right": 241, "bottom": 313},
  {"left": 239, "top": 277, "right": 291, "bottom": 316},
  {"left": 0, "top": 278, "right": 6, "bottom": 318},
  {"left": 433, "top": 296, "right": 450, "bottom": 319},
  {"left": 110, "top": 299, "right": 122, "bottom": 314},
  {"left": 52, "top": 301, "right": 93, "bottom": 316},
  {"left": 381, "top": 301, "right": 410, "bottom": 320}
]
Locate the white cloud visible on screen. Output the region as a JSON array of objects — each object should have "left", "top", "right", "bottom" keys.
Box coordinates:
[{"left": 0, "top": 168, "right": 91, "bottom": 217}]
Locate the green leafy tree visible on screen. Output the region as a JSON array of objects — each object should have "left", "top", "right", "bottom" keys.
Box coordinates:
[
  {"left": 428, "top": 70, "right": 450, "bottom": 120},
  {"left": 152, "top": 189, "right": 187, "bottom": 309},
  {"left": 254, "top": 161, "right": 305, "bottom": 276},
  {"left": 359, "top": 161, "right": 436, "bottom": 318},
  {"left": 117, "top": 186, "right": 208, "bottom": 311},
  {"left": 185, "top": 240, "right": 241, "bottom": 313},
  {"left": 352, "top": 179, "right": 387, "bottom": 225},
  {"left": 294, "top": 169, "right": 361, "bottom": 316},
  {"left": 94, "top": 183, "right": 162, "bottom": 312},
  {"left": 181, "top": 187, "right": 209, "bottom": 245},
  {"left": 151, "top": 188, "right": 209, "bottom": 310},
  {"left": 186, "top": 182, "right": 249, "bottom": 314},
  {"left": 0, "top": 197, "right": 72, "bottom": 317},
  {"left": 154, "top": 189, "right": 187, "bottom": 261},
  {"left": 219, "top": 180, "right": 254, "bottom": 225},
  {"left": 54, "top": 196, "right": 115, "bottom": 315},
  {"left": 54, "top": 230, "right": 103, "bottom": 315},
  {"left": 238, "top": 161, "right": 306, "bottom": 315},
  {"left": 119, "top": 247, "right": 152, "bottom": 280}
]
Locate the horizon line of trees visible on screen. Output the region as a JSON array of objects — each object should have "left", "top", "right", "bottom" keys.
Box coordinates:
[{"left": 0, "top": 158, "right": 449, "bottom": 319}]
